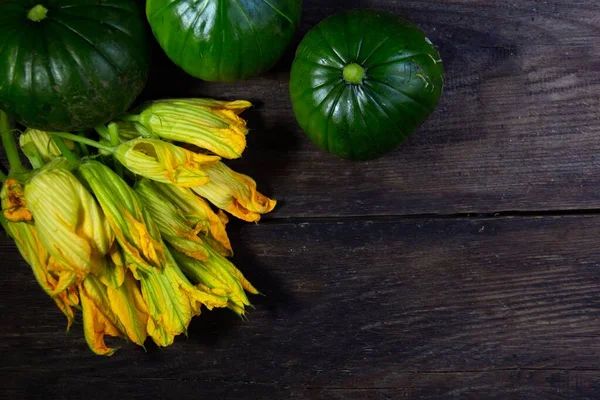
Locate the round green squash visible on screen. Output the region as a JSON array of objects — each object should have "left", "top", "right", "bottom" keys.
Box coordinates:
[
  {"left": 146, "top": 0, "right": 303, "bottom": 82},
  {"left": 0, "top": 0, "right": 149, "bottom": 132},
  {"left": 290, "top": 9, "right": 444, "bottom": 160}
]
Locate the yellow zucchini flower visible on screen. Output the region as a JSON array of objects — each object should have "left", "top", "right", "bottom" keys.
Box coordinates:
[
  {"left": 77, "top": 247, "right": 150, "bottom": 355},
  {"left": 114, "top": 138, "right": 220, "bottom": 187},
  {"left": 135, "top": 180, "right": 257, "bottom": 316},
  {"left": 172, "top": 246, "right": 258, "bottom": 316},
  {"left": 78, "top": 161, "right": 166, "bottom": 276},
  {"left": 135, "top": 178, "right": 232, "bottom": 260},
  {"left": 192, "top": 162, "right": 276, "bottom": 222},
  {"left": 4, "top": 220, "right": 79, "bottom": 328},
  {"left": 96, "top": 244, "right": 149, "bottom": 348},
  {"left": 2, "top": 179, "right": 80, "bottom": 326},
  {"left": 119, "top": 98, "right": 251, "bottom": 159},
  {"left": 148, "top": 181, "right": 232, "bottom": 257},
  {"left": 105, "top": 270, "right": 149, "bottom": 348},
  {"left": 24, "top": 166, "right": 114, "bottom": 280},
  {"left": 78, "top": 275, "right": 126, "bottom": 356},
  {"left": 19, "top": 128, "right": 76, "bottom": 168},
  {"left": 140, "top": 249, "right": 228, "bottom": 347}
]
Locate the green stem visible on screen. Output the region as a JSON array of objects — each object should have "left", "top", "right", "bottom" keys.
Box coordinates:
[
  {"left": 0, "top": 110, "right": 26, "bottom": 174},
  {"left": 119, "top": 114, "right": 140, "bottom": 123},
  {"left": 52, "top": 136, "right": 79, "bottom": 164},
  {"left": 76, "top": 131, "right": 90, "bottom": 156},
  {"left": 94, "top": 124, "right": 110, "bottom": 142},
  {"left": 49, "top": 131, "right": 114, "bottom": 153},
  {"left": 0, "top": 169, "right": 7, "bottom": 183},
  {"left": 107, "top": 122, "right": 120, "bottom": 146}
]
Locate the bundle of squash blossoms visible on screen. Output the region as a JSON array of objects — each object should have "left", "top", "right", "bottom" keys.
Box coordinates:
[{"left": 0, "top": 99, "right": 276, "bottom": 355}]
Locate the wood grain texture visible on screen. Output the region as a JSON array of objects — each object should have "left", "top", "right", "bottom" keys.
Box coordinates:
[
  {"left": 3, "top": 1, "right": 600, "bottom": 399},
  {"left": 141, "top": 0, "right": 600, "bottom": 217},
  {"left": 2, "top": 215, "right": 600, "bottom": 398}
]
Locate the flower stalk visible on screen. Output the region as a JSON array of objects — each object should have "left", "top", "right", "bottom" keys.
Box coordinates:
[
  {"left": 51, "top": 136, "right": 80, "bottom": 165},
  {"left": 49, "top": 131, "right": 115, "bottom": 153},
  {"left": 0, "top": 110, "right": 27, "bottom": 176}
]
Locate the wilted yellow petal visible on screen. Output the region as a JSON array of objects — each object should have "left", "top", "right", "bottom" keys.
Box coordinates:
[
  {"left": 115, "top": 138, "right": 220, "bottom": 187},
  {"left": 107, "top": 271, "right": 149, "bottom": 347},
  {"left": 79, "top": 276, "right": 125, "bottom": 356},
  {"left": 95, "top": 243, "right": 127, "bottom": 290},
  {"left": 122, "top": 210, "right": 165, "bottom": 270},
  {"left": 141, "top": 267, "right": 194, "bottom": 347},
  {"left": 140, "top": 249, "right": 228, "bottom": 347},
  {"left": 165, "top": 250, "right": 228, "bottom": 311},
  {"left": 149, "top": 182, "right": 233, "bottom": 257},
  {"left": 211, "top": 211, "right": 232, "bottom": 252},
  {"left": 46, "top": 262, "right": 76, "bottom": 296},
  {"left": 78, "top": 161, "right": 166, "bottom": 276},
  {"left": 4, "top": 221, "right": 49, "bottom": 290},
  {"left": 180, "top": 98, "right": 252, "bottom": 113},
  {"left": 1, "top": 178, "right": 32, "bottom": 222},
  {"left": 172, "top": 245, "right": 258, "bottom": 315},
  {"left": 120, "top": 99, "right": 251, "bottom": 159},
  {"left": 139, "top": 266, "right": 175, "bottom": 347},
  {"left": 4, "top": 220, "right": 80, "bottom": 327},
  {"left": 220, "top": 262, "right": 259, "bottom": 296},
  {"left": 24, "top": 167, "right": 113, "bottom": 279},
  {"left": 53, "top": 286, "right": 79, "bottom": 330},
  {"left": 227, "top": 302, "right": 246, "bottom": 316},
  {"left": 135, "top": 179, "right": 209, "bottom": 261},
  {"left": 192, "top": 162, "right": 276, "bottom": 222}
]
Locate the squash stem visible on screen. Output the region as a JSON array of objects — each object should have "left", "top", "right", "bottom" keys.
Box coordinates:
[
  {"left": 0, "top": 169, "right": 7, "bottom": 183},
  {"left": 119, "top": 114, "right": 140, "bottom": 123},
  {"left": 107, "top": 122, "right": 120, "bottom": 146},
  {"left": 27, "top": 5, "right": 48, "bottom": 22},
  {"left": 49, "top": 131, "right": 114, "bottom": 153},
  {"left": 0, "top": 110, "right": 27, "bottom": 175},
  {"left": 343, "top": 63, "right": 366, "bottom": 84},
  {"left": 51, "top": 136, "right": 79, "bottom": 165}
]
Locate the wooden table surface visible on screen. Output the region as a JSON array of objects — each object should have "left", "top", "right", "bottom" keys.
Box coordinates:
[{"left": 3, "top": 1, "right": 600, "bottom": 399}]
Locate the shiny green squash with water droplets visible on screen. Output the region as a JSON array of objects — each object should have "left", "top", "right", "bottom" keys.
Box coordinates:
[
  {"left": 146, "top": 0, "right": 302, "bottom": 82},
  {"left": 290, "top": 9, "right": 444, "bottom": 160},
  {"left": 0, "top": 0, "right": 150, "bottom": 131}
]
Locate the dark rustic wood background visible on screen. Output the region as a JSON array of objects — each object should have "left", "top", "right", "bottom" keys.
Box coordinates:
[{"left": 3, "top": 0, "right": 600, "bottom": 399}]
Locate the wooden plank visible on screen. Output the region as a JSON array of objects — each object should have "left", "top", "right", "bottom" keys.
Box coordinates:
[
  {"left": 140, "top": 0, "right": 600, "bottom": 217},
  {"left": 3, "top": 371, "right": 600, "bottom": 399},
  {"left": 2, "top": 215, "right": 600, "bottom": 398}
]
